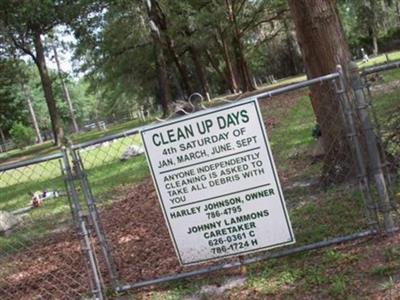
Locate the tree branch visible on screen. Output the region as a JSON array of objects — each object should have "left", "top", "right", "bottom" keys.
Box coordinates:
[
  {"left": 111, "top": 42, "right": 152, "bottom": 57},
  {"left": 247, "top": 27, "right": 283, "bottom": 51},
  {"left": 9, "top": 34, "right": 37, "bottom": 63},
  {"left": 239, "top": 9, "right": 287, "bottom": 37}
]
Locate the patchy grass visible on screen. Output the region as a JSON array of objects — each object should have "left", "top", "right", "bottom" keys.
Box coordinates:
[
  {"left": 359, "top": 51, "right": 400, "bottom": 69},
  {"left": 0, "top": 155, "right": 149, "bottom": 254},
  {"left": 0, "top": 141, "right": 57, "bottom": 165},
  {"left": 85, "top": 155, "right": 149, "bottom": 204},
  {"left": 123, "top": 71, "right": 399, "bottom": 300},
  {"left": 380, "top": 67, "right": 400, "bottom": 83},
  {"left": 0, "top": 117, "right": 153, "bottom": 165},
  {"left": 0, "top": 133, "right": 148, "bottom": 255},
  {"left": 369, "top": 245, "right": 400, "bottom": 277},
  {"left": 130, "top": 233, "right": 398, "bottom": 300},
  {"left": 269, "top": 96, "right": 315, "bottom": 170},
  {"left": 70, "top": 117, "right": 154, "bottom": 145},
  {"left": 1, "top": 52, "right": 399, "bottom": 299}
]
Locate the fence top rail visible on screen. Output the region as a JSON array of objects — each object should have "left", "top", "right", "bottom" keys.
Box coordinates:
[
  {"left": 72, "top": 127, "right": 141, "bottom": 150},
  {"left": 72, "top": 71, "right": 340, "bottom": 150},
  {"left": 361, "top": 60, "right": 400, "bottom": 76},
  {"left": 245, "top": 72, "right": 340, "bottom": 101},
  {"left": 0, "top": 152, "right": 63, "bottom": 172}
]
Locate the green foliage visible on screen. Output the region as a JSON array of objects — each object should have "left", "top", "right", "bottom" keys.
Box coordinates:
[
  {"left": 328, "top": 275, "right": 348, "bottom": 298},
  {"left": 9, "top": 122, "right": 35, "bottom": 149},
  {"left": 0, "top": 59, "right": 28, "bottom": 132},
  {"left": 370, "top": 245, "right": 400, "bottom": 277},
  {"left": 338, "top": 0, "right": 400, "bottom": 55},
  {"left": 73, "top": 0, "right": 296, "bottom": 106}
]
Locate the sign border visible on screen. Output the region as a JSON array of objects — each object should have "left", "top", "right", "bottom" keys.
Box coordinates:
[{"left": 140, "top": 98, "right": 295, "bottom": 265}]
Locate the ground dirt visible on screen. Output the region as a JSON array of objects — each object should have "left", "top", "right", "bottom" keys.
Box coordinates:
[
  {"left": 1, "top": 91, "right": 399, "bottom": 299},
  {"left": 104, "top": 180, "right": 400, "bottom": 300},
  {"left": 2, "top": 178, "right": 399, "bottom": 299}
]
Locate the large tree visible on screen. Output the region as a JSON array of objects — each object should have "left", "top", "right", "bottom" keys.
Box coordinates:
[
  {"left": 288, "top": 0, "right": 353, "bottom": 182},
  {"left": 0, "top": 0, "right": 82, "bottom": 145},
  {"left": 52, "top": 40, "right": 79, "bottom": 133},
  {"left": 0, "top": 59, "right": 26, "bottom": 146}
]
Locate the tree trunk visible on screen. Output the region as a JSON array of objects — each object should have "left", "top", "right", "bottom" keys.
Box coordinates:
[
  {"left": 52, "top": 44, "right": 79, "bottom": 133},
  {"left": 284, "top": 18, "right": 299, "bottom": 75},
  {"left": 21, "top": 83, "right": 43, "bottom": 144},
  {"left": 364, "top": 0, "right": 379, "bottom": 56},
  {"left": 231, "top": 36, "right": 255, "bottom": 92},
  {"left": 165, "top": 35, "right": 193, "bottom": 97},
  {"left": 216, "top": 28, "right": 239, "bottom": 93},
  {"left": 397, "top": 1, "right": 400, "bottom": 25},
  {"left": 0, "top": 128, "right": 6, "bottom": 152},
  {"left": 154, "top": 41, "right": 171, "bottom": 116},
  {"left": 205, "top": 50, "right": 234, "bottom": 93},
  {"left": 144, "top": 0, "right": 171, "bottom": 116},
  {"left": 33, "top": 31, "right": 64, "bottom": 146},
  {"left": 288, "top": 0, "right": 353, "bottom": 183},
  {"left": 189, "top": 46, "right": 211, "bottom": 99},
  {"left": 225, "top": 0, "right": 256, "bottom": 92},
  {"left": 372, "top": 33, "right": 379, "bottom": 56}
]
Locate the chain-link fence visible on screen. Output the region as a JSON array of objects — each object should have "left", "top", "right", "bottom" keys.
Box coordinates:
[
  {"left": 0, "top": 154, "right": 96, "bottom": 299},
  {"left": 360, "top": 61, "right": 400, "bottom": 227},
  {"left": 66, "top": 63, "right": 399, "bottom": 296},
  {"left": 70, "top": 128, "right": 147, "bottom": 290},
  {"left": 1, "top": 62, "right": 398, "bottom": 299}
]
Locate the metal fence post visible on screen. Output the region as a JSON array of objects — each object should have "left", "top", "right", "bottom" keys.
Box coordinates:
[
  {"left": 334, "top": 65, "right": 380, "bottom": 231},
  {"left": 360, "top": 74, "right": 398, "bottom": 213},
  {"left": 69, "top": 147, "right": 120, "bottom": 290},
  {"left": 348, "top": 62, "right": 397, "bottom": 234},
  {"left": 61, "top": 149, "right": 105, "bottom": 300}
]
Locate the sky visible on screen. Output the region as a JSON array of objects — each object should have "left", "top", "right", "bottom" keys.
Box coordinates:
[
  {"left": 47, "top": 27, "right": 79, "bottom": 77},
  {"left": 19, "top": 26, "right": 80, "bottom": 78}
]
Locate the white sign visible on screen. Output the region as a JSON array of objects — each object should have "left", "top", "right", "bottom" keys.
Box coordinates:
[{"left": 141, "top": 99, "right": 295, "bottom": 265}]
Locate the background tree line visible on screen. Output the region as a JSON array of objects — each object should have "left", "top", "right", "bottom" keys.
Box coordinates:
[{"left": 0, "top": 0, "right": 399, "bottom": 146}]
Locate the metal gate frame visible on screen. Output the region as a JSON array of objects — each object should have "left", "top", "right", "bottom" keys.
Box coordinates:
[{"left": 67, "top": 62, "right": 399, "bottom": 296}]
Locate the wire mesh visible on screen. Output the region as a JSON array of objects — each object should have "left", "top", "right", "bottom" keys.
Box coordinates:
[
  {"left": 0, "top": 155, "right": 92, "bottom": 300},
  {"left": 72, "top": 132, "right": 148, "bottom": 288},
  {"left": 1, "top": 65, "right": 397, "bottom": 298},
  {"left": 361, "top": 64, "right": 400, "bottom": 226},
  {"left": 72, "top": 73, "right": 384, "bottom": 292}
]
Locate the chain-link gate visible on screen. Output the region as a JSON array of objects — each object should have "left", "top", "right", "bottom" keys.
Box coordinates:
[
  {"left": 0, "top": 152, "right": 103, "bottom": 299},
  {"left": 1, "top": 62, "right": 398, "bottom": 299},
  {"left": 67, "top": 63, "right": 399, "bottom": 296}
]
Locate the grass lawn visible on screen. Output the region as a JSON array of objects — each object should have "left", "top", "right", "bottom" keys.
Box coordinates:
[
  {"left": 121, "top": 64, "right": 400, "bottom": 299},
  {"left": 0, "top": 51, "right": 399, "bottom": 299},
  {"left": 1, "top": 50, "right": 399, "bottom": 166},
  {"left": 0, "top": 117, "right": 154, "bottom": 165},
  {"left": 0, "top": 130, "right": 149, "bottom": 255},
  {"left": 360, "top": 51, "right": 400, "bottom": 69}
]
